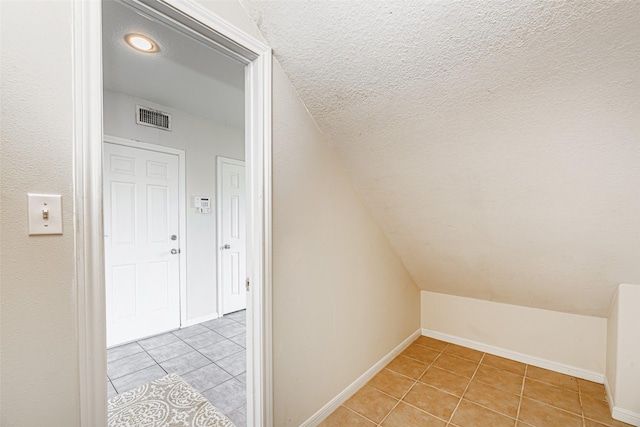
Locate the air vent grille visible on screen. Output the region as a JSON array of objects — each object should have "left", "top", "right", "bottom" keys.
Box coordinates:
[{"left": 136, "top": 105, "right": 172, "bottom": 131}]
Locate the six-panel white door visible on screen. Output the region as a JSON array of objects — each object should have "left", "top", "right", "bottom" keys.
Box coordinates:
[
  {"left": 218, "top": 158, "right": 246, "bottom": 314},
  {"left": 104, "top": 142, "right": 181, "bottom": 347}
]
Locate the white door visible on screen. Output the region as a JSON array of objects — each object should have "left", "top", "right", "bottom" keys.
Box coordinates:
[
  {"left": 218, "top": 157, "right": 246, "bottom": 314},
  {"left": 104, "top": 142, "right": 181, "bottom": 347}
]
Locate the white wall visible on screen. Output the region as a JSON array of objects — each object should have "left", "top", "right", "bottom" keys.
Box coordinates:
[
  {"left": 103, "top": 90, "right": 244, "bottom": 323},
  {"left": 0, "top": 1, "right": 80, "bottom": 425},
  {"left": 422, "top": 291, "right": 607, "bottom": 377},
  {"left": 606, "top": 284, "right": 640, "bottom": 425}
]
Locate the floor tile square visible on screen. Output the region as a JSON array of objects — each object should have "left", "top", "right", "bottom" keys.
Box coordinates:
[
  {"left": 107, "top": 351, "right": 156, "bottom": 379},
  {"left": 199, "top": 339, "right": 244, "bottom": 362},
  {"left": 181, "top": 363, "right": 232, "bottom": 392},
  {"left": 450, "top": 399, "right": 515, "bottom": 427},
  {"left": 482, "top": 354, "right": 526, "bottom": 376},
  {"left": 523, "top": 378, "right": 581, "bottom": 415},
  {"left": 137, "top": 332, "right": 181, "bottom": 350},
  {"left": 381, "top": 402, "right": 446, "bottom": 427},
  {"left": 227, "top": 405, "right": 247, "bottom": 427},
  {"left": 225, "top": 310, "right": 246, "bottom": 322},
  {"left": 526, "top": 365, "right": 578, "bottom": 391},
  {"left": 111, "top": 365, "right": 167, "bottom": 394},
  {"left": 202, "top": 317, "right": 237, "bottom": 330},
  {"left": 579, "top": 379, "right": 607, "bottom": 401},
  {"left": 343, "top": 386, "right": 398, "bottom": 424},
  {"left": 367, "top": 368, "right": 415, "bottom": 399},
  {"left": 419, "top": 366, "right": 470, "bottom": 397},
  {"left": 159, "top": 351, "right": 211, "bottom": 375},
  {"left": 319, "top": 406, "right": 375, "bottom": 426},
  {"left": 107, "top": 380, "right": 117, "bottom": 399},
  {"left": 183, "top": 330, "right": 226, "bottom": 350},
  {"left": 518, "top": 397, "right": 582, "bottom": 427},
  {"left": 215, "top": 322, "right": 246, "bottom": 339},
  {"left": 216, "top": 350, "right": 246, "bottom": 376},
  {"left": 463, "top": 380, "right": 520, "bottom": 418},
  {"left": 431, "top": 354, "right": 478, "bottom": 378},
  {"left": 582, "top": 395, "right": 633, "bottom": 426},
  {"left": 201, "top": 378, "right": 246, "bottom": 414},
  {"left": 107, "top": 342, "right": 144, "bottom": 363},
  {"left": 443, "top": 344, "right": 484, "bottom": 362},
  {"left": 474, "top": 364, "right": 523, "bottom": 394},
  {"left": 229, "top": 332, "right": 246, "bottom": 348},
  {"left": 171, "top": 324, "right": 210, "bottom": 340},
  {"left": 401, "top": 343, "right": 441, "bottom": 364},
  {"left": 584, "top": 417, "right": 634, "bottom": 427},
  {"left": 385, "top": 355, "right": 429, "bottom": 379},
  {"left": 414, "top": 336, "right": 448, "bottom": 351},
  {"left": 146, "top": 341, "right": 193, "bottom": 363},
  {"left": 403, "top": 382, "right": 459, "bottom": 420}
]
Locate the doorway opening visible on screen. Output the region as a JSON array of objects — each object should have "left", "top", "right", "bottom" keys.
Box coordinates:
[{"left": 73, "top": 0, "right": 272, "bottom": 425}]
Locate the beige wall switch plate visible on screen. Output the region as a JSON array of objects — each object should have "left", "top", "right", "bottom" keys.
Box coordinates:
[{"left": 28, "top": 193, "right": 63, "bottom": 235}]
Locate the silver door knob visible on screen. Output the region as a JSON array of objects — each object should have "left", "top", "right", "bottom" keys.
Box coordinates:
[
  {"left": 222, "top": 244, "right": 231, "bottom": 249},
  {"left": 171, "top": 249, "right": 180, "bottom": 255}
]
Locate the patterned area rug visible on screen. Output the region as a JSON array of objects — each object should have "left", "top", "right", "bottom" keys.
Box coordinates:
[{"left": 107, "top": 373, "right": 236, "bottom": 427}]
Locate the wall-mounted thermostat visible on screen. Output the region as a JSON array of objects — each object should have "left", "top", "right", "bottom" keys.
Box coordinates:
[{"left": 194, "top": 197, "right": 211, "bottom": 214}]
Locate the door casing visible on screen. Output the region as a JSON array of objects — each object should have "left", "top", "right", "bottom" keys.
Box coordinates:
[{"left": 73, "top": 1, "right": 273, "bottom": 425}]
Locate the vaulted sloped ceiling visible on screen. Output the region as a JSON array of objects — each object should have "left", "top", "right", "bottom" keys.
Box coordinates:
[{"left": 242, "top": 0, "right": 640, "bottom": 317}]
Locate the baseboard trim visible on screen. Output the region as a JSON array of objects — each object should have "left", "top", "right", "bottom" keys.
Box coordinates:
[
  {"left": 184, "top": 312, "right": 219, "bottom": 327},
  {"left": 422, "top": 328, "right": 604, "bottom": 384},
  {"left": 604, "top": 377, "right": 640, "bottom": 426},
  {"left": 300, "top": 329, "right": 421, "bottom": 427}
]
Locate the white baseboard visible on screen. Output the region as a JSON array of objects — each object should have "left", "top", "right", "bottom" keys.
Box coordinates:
[
  {"left": 422, "top": 328, "right": 604, "bottom": 384},
  {"left": 300, "top": 329, "right": 421, "bottom": 427},
  {"left": 183, "top": 312, "right": 219, "bottom": 327},
  {"left": 604, "top": 377, "right": 640, "bottom": 426}
]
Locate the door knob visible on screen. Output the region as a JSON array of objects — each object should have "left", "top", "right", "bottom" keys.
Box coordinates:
[
  {"left": 171, "top": 249, "right": 180, "bottom": 255},
  {"left": 222, "top": 244, "right": 231, "bottom": 249}
]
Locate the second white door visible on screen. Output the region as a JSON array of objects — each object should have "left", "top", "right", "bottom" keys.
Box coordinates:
[{"left": 218, "top": 157, "right": 246, "bottom": 315}]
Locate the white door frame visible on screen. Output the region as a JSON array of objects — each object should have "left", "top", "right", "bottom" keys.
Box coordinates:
[
  {"left": 103, "top": 135, "right": 189, "bottom": 333},
  {"left": 216, "top": 156, "right": 246, "bottom": 316},
  {"left": 73, "top": 1, "right": 273, "bottom": 426}
]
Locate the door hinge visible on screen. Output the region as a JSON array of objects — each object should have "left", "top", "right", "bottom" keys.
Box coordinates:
[{"left": 246, "top": 278, "right": 250, "bottom": 292}]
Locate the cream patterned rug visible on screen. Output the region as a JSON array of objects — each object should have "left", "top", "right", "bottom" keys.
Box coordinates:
[{"left": 107, "top": 373, "right": 236, "bottom": 427}]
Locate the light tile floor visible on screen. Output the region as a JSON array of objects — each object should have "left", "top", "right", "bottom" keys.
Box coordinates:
[
  {"left": 107, "top": 310, "right": 247, "bottom": 427},
  {"left": 320, "top": 336, "right": 632, "bottom": 427}
]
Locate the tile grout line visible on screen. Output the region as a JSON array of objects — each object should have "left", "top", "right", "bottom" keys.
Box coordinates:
[
  {"left": 376, "top": 343, "right": 445, "bottom": 426},
  {"left": 577, "top": 380, "right": 586, "bottom": 427},
  {"left": 444, "top": 351, "right": 485, "bottom": 427},
  {"left": 515, "top": 364, "right": 528, "bottom": 424}
]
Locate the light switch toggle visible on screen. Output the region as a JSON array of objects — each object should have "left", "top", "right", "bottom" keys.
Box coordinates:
[{"left": 28, "top": 193, "right": 63, "bottom": 235}]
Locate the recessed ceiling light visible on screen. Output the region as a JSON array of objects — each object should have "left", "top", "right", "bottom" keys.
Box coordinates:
[{"left": 125, "top": 34, "right": 158, "bottom": 53}]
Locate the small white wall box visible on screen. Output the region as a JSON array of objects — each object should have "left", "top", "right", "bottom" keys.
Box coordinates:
[
  {"left": 194, "top": 197, "right": 211, "bottom": 214},
  {"left": 28, "top": 193, "right": 63, "bottom": 235}
]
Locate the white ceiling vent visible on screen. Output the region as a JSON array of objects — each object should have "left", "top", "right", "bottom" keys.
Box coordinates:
[{"left": 136, "top": 105, "right": 172, "bottom": 131}]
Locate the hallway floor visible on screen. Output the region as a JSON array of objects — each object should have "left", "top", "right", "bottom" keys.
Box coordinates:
[
  {"left": 106, "top": 310, "right": 246, "bottom": 427},
  {"left": 320, "top": 336, "right": 631, "bottom": 427}
]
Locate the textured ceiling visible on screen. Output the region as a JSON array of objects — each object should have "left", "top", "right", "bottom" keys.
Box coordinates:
[
  {"left": 242, "top": 0, "right": 640, "bottom": 316},
  {"left": 102, "top": 0, "right": 244, "bottom": 127}
]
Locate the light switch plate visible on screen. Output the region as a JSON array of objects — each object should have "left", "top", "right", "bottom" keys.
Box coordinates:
[{"left": 28, "top": 193, "right": 63, "bottom": 235}]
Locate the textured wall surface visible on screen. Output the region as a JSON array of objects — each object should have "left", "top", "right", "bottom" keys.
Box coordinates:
[
  {"left": 242, "top": 0, "right": 640, "bottom": 316},
  {"left": 0, "top": 1, "right": 80, "bottom": 425}
]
